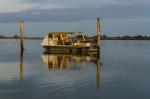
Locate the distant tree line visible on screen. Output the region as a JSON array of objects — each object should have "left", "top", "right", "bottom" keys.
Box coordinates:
[
  {"left": 0, "top": 35, "right": 43, "bottom": 40},
  {"left": 0, "top": 35, "right": 6, "bottom": 38},
  {"left": 1, "top": 34, "right": 150, "bottom": 40},
  {"left": 92, "top": 34, "right": 150, "bottom": 40},
  {"left": 0, "top": 35, "right": 19, "bottom": 38}
]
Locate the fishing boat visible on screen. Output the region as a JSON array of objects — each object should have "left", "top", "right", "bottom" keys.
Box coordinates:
[{"left": 41, "top": 32, "right": 97, "bottom": 52}]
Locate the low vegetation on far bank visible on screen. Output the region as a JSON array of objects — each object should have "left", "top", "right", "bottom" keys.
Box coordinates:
[
  {"left": 92, "top": 35, "right": 150, "bottom": 40},
  {"left": 0, "top": 35, "right": 43, "bottom": 40},
  {"left": 1, "top": 34, "right": 150, "bottom": 40}
]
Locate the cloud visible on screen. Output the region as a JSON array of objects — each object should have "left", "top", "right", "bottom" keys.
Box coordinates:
[
  {"left": 0, "top": 0, "right": 150, "bottom": 23},
  {"left": 0, "top": 3, "right": 39, "bottom": 13},
  {"left": 0, "top": 0, "right": 64, "bottom": 13},
  {"left": 23, "top": 0, "right": 48, "bottom": 3},
  {"left": 0, "top": 0, "right": 22, "bottom": 6}
]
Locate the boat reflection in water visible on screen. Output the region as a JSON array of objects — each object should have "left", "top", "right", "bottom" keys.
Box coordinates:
[
  {"left": 41, "top": 51, "right": 102, "bottom": 89},
  {"left": 42, "top": 52, "right": 96, "bottom": 70}
]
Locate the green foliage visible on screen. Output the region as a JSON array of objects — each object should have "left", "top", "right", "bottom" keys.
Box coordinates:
[
  {"left": 76, "top": 35, "right": 87, "bottom": 38},
  {"left": 13, "top": 35, "right": 20, "bottom": 38},
  {"left": 133, "top": 35, "right": 143, "bottom": 38},
  {"left": 92, "top": 35, "right": 103, "bottom": 38},
  {"left": 92, "top": 35, "right": 97, "bottom": 38},
  {"left": 122, "top": 35, "right": 132, "bottom": 38},
  {"left": 0, "top": 35, "right": 4, "bottom": 38},
  {"left": 102, "top": 35, "right": 107, "bottom": 38}
]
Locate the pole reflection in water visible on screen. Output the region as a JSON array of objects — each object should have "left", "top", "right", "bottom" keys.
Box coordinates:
[
  {"left": 20, "top": 48, "right": 24, "bottom": 80},
  {"left": 96, "top": 51, "right": 101, "bottom": 90},
  {"left": 41, "top": 52, "right": 102, "bottom": 89}
]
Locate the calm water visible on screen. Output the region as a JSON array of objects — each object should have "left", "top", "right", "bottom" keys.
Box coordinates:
[{"left": 0, "top": 39, "right": 150, "bottom": 99}]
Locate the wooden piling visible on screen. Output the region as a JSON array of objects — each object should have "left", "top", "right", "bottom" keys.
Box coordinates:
[
  {"left": 96, "top": 18, "right": 101, "bottom": 89},
  {"left": 20, "top": 21, "right": 24, "bottom": 79},
  {"left": 20, "top": 21, "right": 24, "bottom": 50},
  {"left": 97, "top": 18, "right": 101, "bottom": 51}
]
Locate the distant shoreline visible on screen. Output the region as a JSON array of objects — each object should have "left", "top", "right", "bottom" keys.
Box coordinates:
[
  {"left": 101, "top": 37, "right": 150, "bottom": 40},
  {"left": 1, "top": 37, "right": 150, "bottom": 40},
  {"left": 0, "top": 37, "right": 43, "bottom": 40},
  {"left": 1, "top": 34, "right": 150, "bottom": 40}
]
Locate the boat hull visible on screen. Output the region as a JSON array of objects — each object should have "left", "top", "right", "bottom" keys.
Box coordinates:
[{"left": 42, "top": 45, "right": 97, "bottom": 52}]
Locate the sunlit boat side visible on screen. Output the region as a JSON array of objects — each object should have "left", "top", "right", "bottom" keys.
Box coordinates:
[{"left": 41, "top": 32, "right": 97, "bottom": 52}]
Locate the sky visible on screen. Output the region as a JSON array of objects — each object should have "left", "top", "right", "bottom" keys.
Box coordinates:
[{"left": 0, "top": 0, "right": 150, "bottom": 37}]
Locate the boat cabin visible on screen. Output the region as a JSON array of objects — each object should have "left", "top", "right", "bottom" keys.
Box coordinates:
[{"left": 41, "top": 32, "right": 96, "bottom": 52}]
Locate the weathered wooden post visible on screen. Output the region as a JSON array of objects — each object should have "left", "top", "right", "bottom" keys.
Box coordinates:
[
  {"left": 97, "top": 17, "right": 101, "bottom": 51},
  {"left": 20, "top": 21, "right": 24, "bottom": 50},
  {"left": 96, "top": 17, "right": 101, "bottom": 89},
  {"left": 20, "top": 20, "right": 24, "bottom": 79}
]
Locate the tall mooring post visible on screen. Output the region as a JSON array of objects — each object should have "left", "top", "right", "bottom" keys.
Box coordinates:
[
  {"left": 20, "top": 21, "right": 24, "bottom": 50},
  {"left": 20, "top": 20, "right": 24, "bottom": 79},
  {"left": 96, "top": 17, "right": 101, "bottom": 89},
  {"left": 97, "top": 17, "right": 101, "bottom": 51}
]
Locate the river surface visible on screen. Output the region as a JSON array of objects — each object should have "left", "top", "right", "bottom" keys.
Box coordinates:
[{"left": 0, "top": 39, "right": 150, "bottom": 99}]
